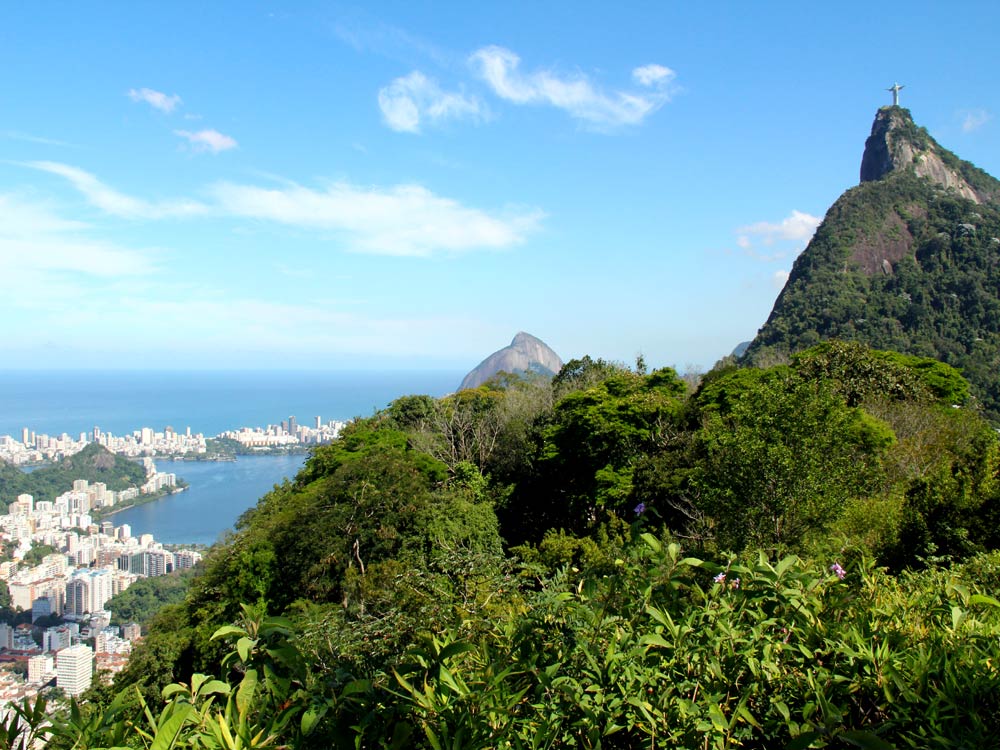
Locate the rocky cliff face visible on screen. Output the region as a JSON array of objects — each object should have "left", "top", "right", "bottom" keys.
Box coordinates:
[
  {"left": 860, "top": 106, "right": 989, "bottom": 203},
  {"left": 460, "top": 332, "right": 563, "bottom": 390}
]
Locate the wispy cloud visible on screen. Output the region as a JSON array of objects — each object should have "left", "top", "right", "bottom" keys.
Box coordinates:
[
  {"left": 174, "top": 129, "right": 238, "bottom": 153},
  {"left": 127, "top": 87, "right": 182, "bottom": 113},
  {"left": 469, "top": 46, "right": 676, "bottom": 129},
  {"left": 24, "top": 161, "right": 542, "bottom": 257},
  {"left": 736, "top": 210, "right": 821, "bottom": 250},
  {"left": 333, "top": 19, "right": 449, "bottom": 67},
  {"left": 378, "top": 71, "right": 485, "bottom": 133},
  {"left": 0, "top": 193, "right": 157, "bottom": 312},
  {"left": 1, "top": 131, "right": 74, "bottom": 147},
  {"left": 772, "top": 270, "right": 790, "bottom": 289},
  {"left": 25, "top": 161, "right": 208, "bottom": 219},
  {"left": 211, "top": 180, "right": 542, "bottom": 256},
  {"left": 960, "top": 108, "right": 991, "bottom": 133}
]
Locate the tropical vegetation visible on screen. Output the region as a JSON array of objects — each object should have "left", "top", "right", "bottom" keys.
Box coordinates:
[{"left": 10, "top": 342, "right": 1000, "bottom": 749}]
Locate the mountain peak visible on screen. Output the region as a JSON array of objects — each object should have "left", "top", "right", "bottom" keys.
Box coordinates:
[
  {"left": 743, "top": 105, "right": 1000, "bottom": 416},
  {"left": 460, "top": 332, "right": 563, "bottom": 390},
  {"left": 860, "top": 106, "right": 989, "bottom": 203},
  {"left": 511, "top": 331, "right": 543, "bottom": 348}
]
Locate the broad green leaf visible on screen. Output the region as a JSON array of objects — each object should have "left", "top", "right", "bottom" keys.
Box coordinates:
[
  {"left": 198, "top": 680, "right": 231, "bottom": 698},
  {"left": 149, "top": 704, "right": 194, "bottom": 750},
  {"left": 641, "top": 533, "right": 662, "bottom": 552},
  {"left": 969, "top": 594, "right": 1000, "bottom": 608},
  {"left": 237, "top": 636, "right": 256, "bottom": 663},
  {"left": 708, "top": 703, "right": 728, "bottom": 732},
  {"left": 438, "top": 641, "right": 475, "bottom": 662},
  {"left": 236, "top": 669, "right": 258, "bottom": 715},
  {"left": 639, "top": 633, "right": 671, "bottom": 649},
  {"left": 951, "top": 605, "right": 966, "bottom": 630},
  {"left": 211, "top": 625, "right": 246, "bottom": 641},
  {"left": 341, "top": 679, "right": 372, "bottom": 697},
  {"left": 301, "top": 708, "right": 321, "bottom": 736}
]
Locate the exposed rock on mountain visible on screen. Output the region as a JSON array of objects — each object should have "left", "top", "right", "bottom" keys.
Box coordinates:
[
  {"left": 743, "top": 106, "right": 1000, "bottom": 417},
  {"left": 859, "top": 106, "right": 997, "bottom": 203},
  {"left": 460, "top": 332, "right": 563, "bottom": 390}
]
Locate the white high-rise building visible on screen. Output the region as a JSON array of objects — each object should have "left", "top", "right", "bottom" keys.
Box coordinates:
[
  {"left": 43, "top": 626, "right": 72, "bottom": 653},
  {"left": 57, "top": 644, "right": 93, "bottom": 697},
  {"left": 65, "top": 569, "right": 114, "bottom": 615},
  {"left": 28, "top": 654, "right": 54, "bottom": 684}
]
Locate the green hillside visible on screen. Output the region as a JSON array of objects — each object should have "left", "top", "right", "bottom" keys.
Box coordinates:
[
  {"left": 744, "top": 107, "right": 1000, "bottom": 418},
  {"left": 33, "top": 350, "right": 1000, "bottom": 749},
  {"left": 0, "top": 443, "right": 146, "bottom": 509}
]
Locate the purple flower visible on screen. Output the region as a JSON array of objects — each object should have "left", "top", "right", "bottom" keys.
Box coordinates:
[
  {"left": 634, "top": 502, "right": 646, "bottom": 516},
  {"left": 713, "top": 572, "right": 726, "bottom": 584},
  {"left": 731, "top": 577, "right": 740, "bottom": 590},
  {"left": 830, "top": 562, "right": 846, "bottom": 580}
]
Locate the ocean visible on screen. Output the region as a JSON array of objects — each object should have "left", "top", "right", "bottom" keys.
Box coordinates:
[
  {"left": 0, "top": 369, "right": 463, "bottom": 544},
  {"left": 0, "top": 369, "right": 462, "bottom": 439}
]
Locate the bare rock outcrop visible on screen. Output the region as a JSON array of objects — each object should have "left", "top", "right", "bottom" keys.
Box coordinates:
[
  {"left": 459, "top": 332, "right": 563, "bottom": 390},
  {"left": 860, "top": 106, "right": 985, "bottom": 203}
]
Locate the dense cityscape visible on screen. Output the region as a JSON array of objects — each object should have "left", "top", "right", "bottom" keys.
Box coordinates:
[
  {"left": 0, "top": 416, "right": 345, "bottom": 467},
  {"left": 0, "top": 415, "right": 344, "bottom": 715}
]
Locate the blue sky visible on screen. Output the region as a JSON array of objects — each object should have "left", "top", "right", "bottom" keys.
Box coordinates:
[{"left": 2, "top": 2, "right": 998, "bottom": 372}]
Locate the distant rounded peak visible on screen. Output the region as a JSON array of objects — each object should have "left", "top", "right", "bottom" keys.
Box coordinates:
[
  {"left": 511, "top": 331, "right": 545, "bottom": 348},
  {"left": 459, "top": 331, "right": 563, "bottom": 391}
]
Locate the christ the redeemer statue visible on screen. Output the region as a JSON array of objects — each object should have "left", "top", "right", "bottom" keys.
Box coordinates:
[{"left": 887, "top": 82, "right": 904, "bottom": 106}]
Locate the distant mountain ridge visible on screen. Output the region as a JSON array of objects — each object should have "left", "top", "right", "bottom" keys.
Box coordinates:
[
  {"left": 743, "top": 105, "right": 1000, "bottom": 417},
  {"left": 460, "top": 332, "right": 563, "bottom": 390}
]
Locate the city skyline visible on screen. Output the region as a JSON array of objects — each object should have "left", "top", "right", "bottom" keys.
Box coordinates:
[{"left": 2, "top": 3, "right": 998, "bottom": 372}]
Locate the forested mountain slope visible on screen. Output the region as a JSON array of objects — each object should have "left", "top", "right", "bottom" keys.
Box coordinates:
[
  {"left": 744, "top": 107, "right": 1000, "bottom": 418},
  {"left": 33, "top": 348, "right": 1000, "bottom": 749}
]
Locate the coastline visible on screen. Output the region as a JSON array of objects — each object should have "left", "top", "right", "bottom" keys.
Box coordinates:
[{"left": 95, "top": 485, "right": 190, "bottom": 519}]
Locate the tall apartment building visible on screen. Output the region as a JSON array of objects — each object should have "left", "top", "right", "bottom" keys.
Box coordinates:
[
  {"left": 65, "top": 569, "right": 113, "bottom": 615},
  {"left": 56, "top": 644, "right": 93, "bottom": 697},
  {"left": 28, "top": 654, "right": 55, "bottom": 684},
  {"left": 174, "top": 549, "right": 202, "bottom": 570}
]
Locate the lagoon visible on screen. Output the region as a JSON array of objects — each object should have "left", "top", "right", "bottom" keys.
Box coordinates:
[{"left": 111, "top": 454, "right": 306, "bottom": 546}]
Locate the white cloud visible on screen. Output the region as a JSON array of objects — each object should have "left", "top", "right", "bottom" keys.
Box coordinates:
[
  {"left": 737, "top": 210, "right": 821, "bottom": 247},
  {"left": 127, "top": 87, "right": 182, "bottom": 113},
  {"left": 378, "top": 71, "right": 484, "bottom": 133},
  {"left": 632, "top": 64, "right": 674, "bottom": 87},
  {"left": 25, "top": 161, "right": 208, "bottom": 219},
  {"left": 772, "top": 270, "right": 790, "bottom": 289},
  {"left": 0, "top": 193, "right": 157, "bottom": 312},
  {"left": 174, "top": 129, "right": 238, "bottom": 153},
  {"left": 211, "top": 180, "right": 542, "bottom": 256},
  {"left": 468, "top": 45, "right": 675, "bottom": 128},
  {"left": 960, "top": 109, "right": 991, "bottom": 133},
  {"left": 24, "top": 161, "right": 542, "bottom": 257}
]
